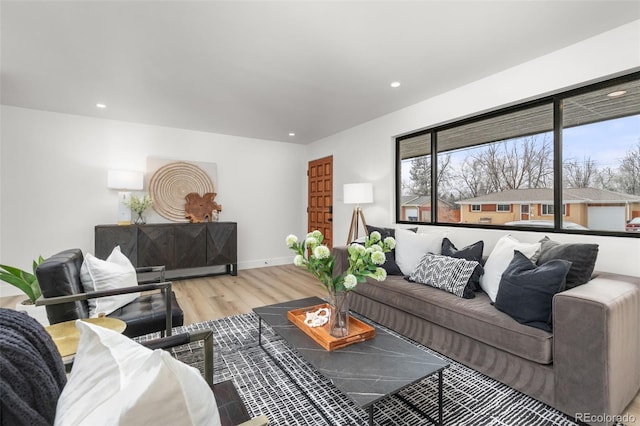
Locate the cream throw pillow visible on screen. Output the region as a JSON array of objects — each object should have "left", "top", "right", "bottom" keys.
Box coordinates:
[
  {"left": 54, "top": 321, "right": 221, "bottom": 426},
  {"left": 395, "top": 228, "right": 446, "bottom": 276},
  {"left": 80, "top": 246, "right": 140, "bottom": 317},
  {"left": 480, "top": 235, "right": 541, "bottom": 302}
]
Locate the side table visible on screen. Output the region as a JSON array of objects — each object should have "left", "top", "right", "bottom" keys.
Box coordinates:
[{"left": 46, "top": 317, "right": 127, "bottom": 359}]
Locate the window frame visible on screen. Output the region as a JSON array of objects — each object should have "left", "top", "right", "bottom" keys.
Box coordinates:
[
  {"left": 395, "top": 71, "right": 640, "bottom": 238},
  {"left": 497, "top": 204, "right": 511, "bottom": 212}
]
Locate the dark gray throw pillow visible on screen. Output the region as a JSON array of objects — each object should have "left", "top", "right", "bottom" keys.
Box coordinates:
[
  {"left": 535, "top": 237, "right": 598, "bottom": 289},
  {"left": 495, "top": 250, "right": 571, "bottom": 332},
  {"left": 409, "top": 253, "right": 483, "bottom": 299},
  {"left": 441, "top": 238, "right": 484, "bottom": 291},
  {"left": 364, "top": 225, "right": 417, "bottom": 276},
  {"left": 441, "top": 238, "right": 484, "bottom": 263}
]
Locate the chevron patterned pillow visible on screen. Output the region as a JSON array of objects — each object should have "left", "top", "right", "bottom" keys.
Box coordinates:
[{"left": 409, "top": 253, "right": 483, "bottom": 299}]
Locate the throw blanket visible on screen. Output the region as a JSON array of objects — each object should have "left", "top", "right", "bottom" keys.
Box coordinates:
[{"left": 0, "top": 308, "right": 66, "bottom": 426}]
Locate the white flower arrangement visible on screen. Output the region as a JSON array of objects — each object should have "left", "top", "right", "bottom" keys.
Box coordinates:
[
  {"left": 285, "top": 230, "right": 395, "bottom": 294},
  {"left": 126, "top": 194, "right": 153, "bottom": 214}
]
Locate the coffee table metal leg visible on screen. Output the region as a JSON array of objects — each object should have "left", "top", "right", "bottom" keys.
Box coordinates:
[
  {"left": 368, "top": 405, "right": 374, "bottom": 425},
  {"left": 394, "top": 368, "right": 445, "bottom": 426},
  {"left": 255, "top": 317, "right": 333, "bottom": 425},
  {"left": 438, "top": 370, "right": 443, "bottom": 425}
]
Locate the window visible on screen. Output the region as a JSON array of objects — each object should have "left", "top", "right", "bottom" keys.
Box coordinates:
[
  {"left": 398, "top": 132, "right": 431, "bottom": 222},
  {"left": 542, "top": 204, "right": 566, "bottom": 215},
  {"left": 562, "top": 79, "right": 640, "bottom": 232},
  {"left": 400, "top": 102, "right": 554, "bottom": 226},
  {"left": 396, "top": 71, "right": 640, "bottom": 236}
]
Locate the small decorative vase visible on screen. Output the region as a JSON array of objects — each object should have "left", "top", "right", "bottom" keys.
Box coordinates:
[
  {"left": 328, "top": 289, "right": 350, "bottom": 338},
  {"left": 134, "top": 212, "right": 146, "bottom": 225}
]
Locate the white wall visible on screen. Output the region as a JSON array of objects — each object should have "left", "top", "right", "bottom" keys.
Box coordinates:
[
  {"left": 0, "top": 106, "right": 307, "bottom": 295},
  {"left": 307, "top": 20, "right": 640, "bottom": 277}
]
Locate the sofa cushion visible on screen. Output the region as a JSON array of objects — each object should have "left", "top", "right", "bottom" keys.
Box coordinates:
[
  {"left": 480, "top": 235, "right": 540, "bottom": 302},
  {"left": 354, "top": 275, "right": 554, "bottom": 364},
  {"left": 441, "top": 238, "right": 484, "bottom": 263},
  {"left": 395, "top": 228, "right": 446, "bottom": 276},
  {"left": 80, "top": 246, "right": 140, "bottom": 317},
  {"left": 408, "top": 253, "right": 482, "bottom": 299},
  {"left": 495, "top": 251, "right": 571, "bottom": 331},
  {"left": 365, "top": 225, "right": 415, "bottom": 276},
  {"left": 535, "top": 237, "right": 598, "bottom": 289}
]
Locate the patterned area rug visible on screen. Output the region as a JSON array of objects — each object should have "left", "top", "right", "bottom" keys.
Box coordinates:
[{"left": 143, "top": 313, "right": 579, "bottom": 426}]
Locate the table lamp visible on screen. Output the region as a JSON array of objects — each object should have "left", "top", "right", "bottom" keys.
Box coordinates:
[
  {"left": 107, "top": 170, "right": 144, "bottom": 225},
  {"left": 344, "top": 182, "right": 373, "bottom": 244}
]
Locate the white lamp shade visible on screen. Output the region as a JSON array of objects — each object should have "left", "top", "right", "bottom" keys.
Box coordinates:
[
  {"left": 343, "top": 183, "right": 373, "bottom": 204},
  {"left": 107, "top": 170, "right": 144, "bottom": 190}
]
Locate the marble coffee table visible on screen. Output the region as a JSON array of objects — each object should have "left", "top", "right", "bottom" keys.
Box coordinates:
[{"left": 253, "top": 297, "right": 449, "bottom": 425}]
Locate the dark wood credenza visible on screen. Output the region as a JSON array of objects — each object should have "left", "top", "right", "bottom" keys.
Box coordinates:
[{"left": 95, "top": 222, "right": 237, "bottom": 276}]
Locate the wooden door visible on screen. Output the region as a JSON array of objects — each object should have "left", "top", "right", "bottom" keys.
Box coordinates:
[{"left": 308, "top": 156, "right": 333, "bottom": 248}]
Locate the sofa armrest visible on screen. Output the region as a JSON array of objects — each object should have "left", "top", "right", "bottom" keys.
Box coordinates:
[
  {"left": 553, "top": 275, "right": 640, "bottom": 423},
  {"left": 332, "top": 246, "right": 350, "bottom": 277}
]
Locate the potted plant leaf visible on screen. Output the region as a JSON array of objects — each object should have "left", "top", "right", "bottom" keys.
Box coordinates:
[{"left": 0, "top": 257, "right": 49, "bottom": 325}]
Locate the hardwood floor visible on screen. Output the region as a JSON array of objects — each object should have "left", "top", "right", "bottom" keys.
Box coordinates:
[
  {"left": 1, "top": 263, "right": 638, "bottom": 422},
  {"left": 171, "top": 264, "right": 326, "bottom": 324}
]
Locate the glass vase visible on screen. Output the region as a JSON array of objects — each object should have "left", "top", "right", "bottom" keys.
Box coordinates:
[
  {"left": 328, "top": 289, "right": 350, "bottom": 338},
  {"left": 134, "top": 212, "right": 146, "bottom": 225}
]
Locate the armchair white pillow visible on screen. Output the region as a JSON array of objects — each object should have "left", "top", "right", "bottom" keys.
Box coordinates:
[
  {"left": 480, "top": 235, "right": 541, "bottom": 302},
  {"left": 55, "top": 320, "right": 221, "bottom": 426},
  {"left": 80, "top": 246, "right": 140, "bottom": 317}
]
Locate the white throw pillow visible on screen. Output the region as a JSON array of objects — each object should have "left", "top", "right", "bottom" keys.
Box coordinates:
[
  {"left": 480, "top": 235, "right": 541, "bottom": 302},
  {"left": 395, "top": 228, "right": 446, "bottom": 276},
  {"left": 55, "top": 321, "right": 221, "bottom": 426},
  {"left": 80, "top": 246, "right": 140, "bottom": 317}
]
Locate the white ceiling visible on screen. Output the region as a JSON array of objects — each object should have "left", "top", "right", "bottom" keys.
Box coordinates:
[{"left": 2, "top": 1, "right": 639, "bottom": 144}]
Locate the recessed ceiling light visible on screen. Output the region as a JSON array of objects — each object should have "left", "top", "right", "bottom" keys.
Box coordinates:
[
  {"left": 288, "top": 132, "right": 295, "bottom": 137},
  {"left": 607, "top": 90, "right": 626, "bottom": 98},
  {"left": 390, "top": 81, "right": 401, "bottom": 88},
  {"left": 96, "top": 103, "right": 107, "bottom": 108}
]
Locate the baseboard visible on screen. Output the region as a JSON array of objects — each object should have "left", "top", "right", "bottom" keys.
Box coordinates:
[{"left": 237, "top": 257, "right": 292, "bottom": 270}]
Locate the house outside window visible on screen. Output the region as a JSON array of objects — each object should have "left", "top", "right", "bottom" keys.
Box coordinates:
[
  {"left": 471, "top": 204, "right": 481, "bottom": 212},
  {"left": 497, "top": 204, "right": 510, "bottom": 212}
]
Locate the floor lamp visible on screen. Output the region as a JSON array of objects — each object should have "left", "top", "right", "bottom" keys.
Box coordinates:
[{"left": 344, "top": 183, "right": 373, "bottom": 244}]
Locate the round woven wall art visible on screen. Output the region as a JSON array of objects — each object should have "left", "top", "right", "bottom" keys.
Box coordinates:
[{"left": 149, "top": 161, "right": 215, "bottom": 222}]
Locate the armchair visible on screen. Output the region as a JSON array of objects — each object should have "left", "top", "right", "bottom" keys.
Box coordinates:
[
  {"left": 35, "top": 248, "right": 183, "bottom": 337},
  {"left": 0, "top": 308, "right": 268, "bottom": 426}
]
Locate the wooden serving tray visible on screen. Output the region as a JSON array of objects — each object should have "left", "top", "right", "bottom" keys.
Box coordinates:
[{"left": 287, "top": 303, "right": 375, "bottom": 351}]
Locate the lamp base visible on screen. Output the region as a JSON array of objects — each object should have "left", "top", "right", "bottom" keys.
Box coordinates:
[
  {"left": 346, "top": 207, "right": 369, "bottom": 244},
  {"left": 116, "top": 191, "right": 132, "bottom": 225}
]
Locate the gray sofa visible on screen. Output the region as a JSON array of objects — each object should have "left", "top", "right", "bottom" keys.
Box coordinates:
[{"left": 334, "top": 247, "right": 640, "bottom": 426}]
